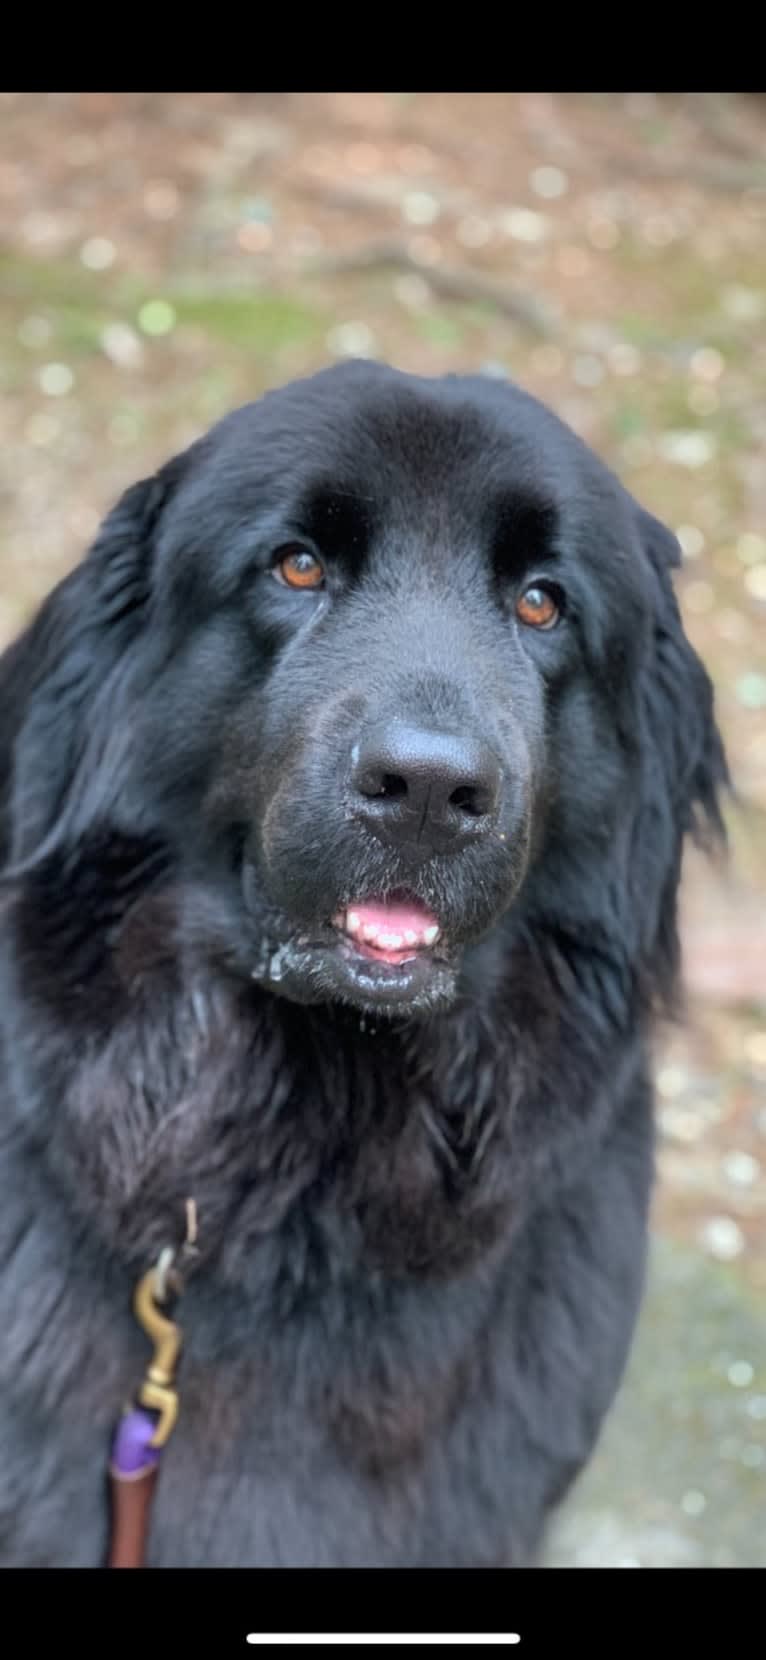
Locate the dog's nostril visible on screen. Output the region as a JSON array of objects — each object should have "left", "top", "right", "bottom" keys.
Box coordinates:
[
  {"left": 380, "top": 772, "right": 408, "bottom": 801},
  {"left": 358, "top": 768, "right": 409, "bottom": 800},
  {"left": 449, "top": 784, "right": 485, "bottom": 817}
]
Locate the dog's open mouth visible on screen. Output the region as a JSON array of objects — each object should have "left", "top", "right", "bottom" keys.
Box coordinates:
[
  {"left": 331, "top": 895, "right": 441, "bottom": 966},
  {"left": 246, "top": 875, "right": 456, "bottom": 1016},
  {"left": 321, "top": 891, "right": 453, "bottom": 1012}
]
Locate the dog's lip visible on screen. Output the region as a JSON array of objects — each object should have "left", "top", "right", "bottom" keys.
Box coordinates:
[
  {"left": 248, "top": 922, "right": 457, "bottom": 1014},
  {"left": 246, "top": 885, "right": 457, "bottom": 1011},
  {"left": 308, "top": 926, "right": 458, "bottom": 1012}
]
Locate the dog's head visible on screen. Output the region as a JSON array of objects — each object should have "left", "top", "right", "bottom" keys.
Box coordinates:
[{"left": 3, "top": 360, "right": 727, "bottom": 1018}]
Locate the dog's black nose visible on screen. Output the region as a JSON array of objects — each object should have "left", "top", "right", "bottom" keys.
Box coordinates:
[{"left": 350, "top": 720, "right": 501, "bottom": 856}]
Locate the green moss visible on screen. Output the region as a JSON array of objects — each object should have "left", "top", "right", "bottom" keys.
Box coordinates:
[
  {"left": 416, "top": 312, "right": 465, "bottom": 348},
  {"left": 168, "top": 291, "right": 323, "bottom": 350},
  {"left": 0, "top": 254, "right": 325, "bottom": 359}
]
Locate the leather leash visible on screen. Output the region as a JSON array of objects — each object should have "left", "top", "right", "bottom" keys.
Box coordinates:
[{"left": 107, "top": 1200, "right": 198, "bottom": 1568}]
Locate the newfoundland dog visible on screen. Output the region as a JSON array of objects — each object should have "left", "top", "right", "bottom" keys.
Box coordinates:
[{"left": 0, "top": 359, "right": 726, "bottom": 1567}]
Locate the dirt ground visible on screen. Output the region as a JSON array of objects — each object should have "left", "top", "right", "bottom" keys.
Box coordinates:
[{"left": 0, "top": 92, "right": 764, "bottom": 1564}]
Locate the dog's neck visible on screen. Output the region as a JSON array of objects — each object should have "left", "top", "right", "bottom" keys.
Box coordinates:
[
  {"left": 2, "top": 854, "right": 643, "bottom": 1302},
  {"left": 3, "top": 934, "right": 516, "bottom": 1295}
]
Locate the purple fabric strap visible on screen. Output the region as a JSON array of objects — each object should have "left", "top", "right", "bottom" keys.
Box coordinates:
[{"left": 110, "top": 1407, "right": 163, "bottom": 1479}]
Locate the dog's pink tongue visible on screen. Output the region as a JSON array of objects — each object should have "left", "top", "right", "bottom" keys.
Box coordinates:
[{"left": 354, "top": 898, "right": 437, "bottom": 937}]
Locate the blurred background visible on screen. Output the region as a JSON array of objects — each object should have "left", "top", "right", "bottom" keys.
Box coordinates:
[{"left": 0, "top": 91, "right": 763, "bottom": 1566}]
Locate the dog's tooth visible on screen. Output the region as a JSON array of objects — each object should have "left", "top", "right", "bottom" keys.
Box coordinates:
[
  {"left": 423, "top": 924, "right": 440, "bottom": 946},
  {"left": 386, "top": 933, "right": 403, "bottom": 950},
  {"left": 404, "top": 930, "right": 418, "bottom": 946},
  {"left": 346, "top": 910, "right": 362, "bottom": 936},
  {"left": 363, "top": 923, "right": 379, "bottom": 943}
]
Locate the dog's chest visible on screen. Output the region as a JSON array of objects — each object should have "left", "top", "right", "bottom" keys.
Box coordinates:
[{"left": 3, "top": 1262, "right": 498, "bottom": 1567}]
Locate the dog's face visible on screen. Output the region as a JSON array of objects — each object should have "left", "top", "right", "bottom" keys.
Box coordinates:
[{"left": 5, "top": 360, "right": 725, "bottom": 1021}]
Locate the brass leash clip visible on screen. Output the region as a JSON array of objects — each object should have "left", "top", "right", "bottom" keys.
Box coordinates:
[
  {"left": 131, "top": 1200, "right": 199, "bottom": 1449},
  {"left": 133, "top": 1249, "right": 183, "bottom": 1448}
]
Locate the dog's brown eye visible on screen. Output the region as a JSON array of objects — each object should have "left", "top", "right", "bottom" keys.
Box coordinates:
[
  {"left": 516, "top": 585, "right": 560, "bottom": 629},
  {"left": 274, "top": 546, "right": 325, "bottom": 590}
]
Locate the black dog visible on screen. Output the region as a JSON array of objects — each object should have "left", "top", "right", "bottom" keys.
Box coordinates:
[{"left": 0, "top": 360, "right": 726, "bottom": 1567}]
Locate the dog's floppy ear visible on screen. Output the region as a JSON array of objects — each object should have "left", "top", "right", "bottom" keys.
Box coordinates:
[
  {"left": 637, "top": 504, "right": 728, "bottom": 845},
  {"left": 1, "top": 466, "right": 176, "bottom": 868},
  {"left": 629, "top": 502, "right": 729, "bottom": 1001}
]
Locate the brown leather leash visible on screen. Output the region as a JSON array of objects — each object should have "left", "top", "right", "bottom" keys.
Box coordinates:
[{"left": 107, "top": 1200, "right": 198, "bottom": 1568}]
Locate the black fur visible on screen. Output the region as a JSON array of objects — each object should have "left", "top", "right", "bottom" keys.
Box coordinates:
[{"left": 0, "top": 360, "right": 727, "bottom": 1566}]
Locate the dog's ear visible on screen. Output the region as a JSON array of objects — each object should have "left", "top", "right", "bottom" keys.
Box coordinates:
[
  {"left": 628, "top": 502, "right": 729, "bottom": 1001},
  {"left": 1, "top": 466, "right": 177, "bottom": 867},
  {"left": 636, "top": 504, "right": 728, "bottom": 845}
]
